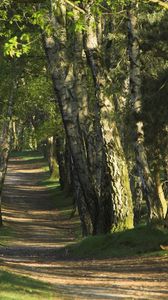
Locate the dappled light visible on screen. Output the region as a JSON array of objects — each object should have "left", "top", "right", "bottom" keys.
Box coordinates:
[
  {"left": 0, "top": 153, "right": 167, "bottom": 299},
  {"left": 1, "top": 157, "right": 79, "bottom": 249},
  {"left": 0, "top": 0, "right": 168, "bottom": 299},
  {"left": 1, "top": 256, "right": 168, "bottom": 299}
]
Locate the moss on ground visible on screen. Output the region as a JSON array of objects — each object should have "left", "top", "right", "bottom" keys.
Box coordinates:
[{"left": 67, "top": 226, "right": 168, "bottom": 259}]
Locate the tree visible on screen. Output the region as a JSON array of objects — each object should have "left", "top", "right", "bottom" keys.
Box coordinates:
[
  {"left": 0, "top": 0, "right": 167, "bottom": 234},
  {"left": 127, "top": 0, "right": 167, "bottom": 222}
]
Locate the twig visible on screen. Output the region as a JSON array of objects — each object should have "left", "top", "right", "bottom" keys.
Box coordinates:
[
  {"left": 146, "top": 0, "right": 168, "bottom": 9},
  {"left": 64, "top": 0, "right": 85, "bottom": 14},
  {"left": 161, "top": 180, "right": 168, "bottom": 186}
]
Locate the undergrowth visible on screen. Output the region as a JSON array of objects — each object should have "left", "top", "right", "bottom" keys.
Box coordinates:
[{"left": 67, "top": 226, "right": 168, "bottom": 259}]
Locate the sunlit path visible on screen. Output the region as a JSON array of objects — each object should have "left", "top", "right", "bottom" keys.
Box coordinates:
[
  {"left": 0, "top": 153, "right": 167, "bottom": 299},
  {"left": 1, "top": 153, "right": 79, "bottom": 251},
  {"left": 0, "top": 1, "right": 168, "bottom": 298}
]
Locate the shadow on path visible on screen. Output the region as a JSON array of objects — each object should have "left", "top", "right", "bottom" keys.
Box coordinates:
[{"left": 0, "top": 154, "right": 168, "bottom": 299}]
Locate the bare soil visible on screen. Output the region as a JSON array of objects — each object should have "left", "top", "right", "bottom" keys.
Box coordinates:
[{"left": 0, "top": 156, "right": 168, "bottom": 299}]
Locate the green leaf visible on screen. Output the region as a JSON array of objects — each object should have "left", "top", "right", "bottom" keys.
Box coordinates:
[{"left": 20, "top": 33, "right": 30, "bottom": 43}]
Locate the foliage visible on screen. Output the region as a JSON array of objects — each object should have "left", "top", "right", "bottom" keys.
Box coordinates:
[
  {"left": 140, "top": 8, "right": 168, "bottom": 170},
  {"left": 0, "top": 0, "right": 168, "bottom": 236}
]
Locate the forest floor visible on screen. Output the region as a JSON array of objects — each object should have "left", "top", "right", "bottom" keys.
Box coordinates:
[{"left": 0, "top": 152, "right": 168, "bottom": 300}]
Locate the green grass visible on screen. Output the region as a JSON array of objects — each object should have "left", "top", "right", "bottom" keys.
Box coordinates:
[
  {"left": 37, "top": 173, "right": 81, "bottom": 239},
  {"left": 0, "top": 225, "right": 16, "bottom": 247},
  {"left": 0, "top": 269, "right": 68, "bottom": 300},
  {"left": 10, "top": 150, "right": 45, "bottom": 164},
  {"left": 38, "top": 177, "right": 59, "bottom": 189},
  {"left": 38, "top": 175, "right": 74, "bottom": 212},
  {"left": 67, "top": 226, "right": 168, "bottom": 259},
  {"left": 11, "top": 150, "right": 41, "bottom": 158}
]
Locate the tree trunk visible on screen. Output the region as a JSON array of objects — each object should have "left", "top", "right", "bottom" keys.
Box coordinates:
[
  {"left": 72, "top": 10, "right": 107, "bottom": 233},
  {"left": 42, "top": 0, "right": 98, "bottom": 234},
  {"left": 55, "top": 136, "right": 66, "bottom": 189},
  {"left": 127, "top": 0, "right": 167, "bottom": 222},
  {"left": 0, "top": 76, "right": 15, "bottom": 225},
  {"left": 11, "top": 120, "right": 19, "bottom": 151},
  {"left": 154, "top": 165, "right": 167, "bottom": 219},
  {"left": 46, "top": 136, "right": 58, "bottom": 178},
  {"left": 71, "top": 163, "right": 93, "bottom": 236},
  {"left": 83, "top": 5, "right": 134, "bottom": 231}
]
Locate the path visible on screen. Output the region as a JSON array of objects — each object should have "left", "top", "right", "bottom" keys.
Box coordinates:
[{"left": 0, "top": 154, "right": 168, "bottom": 299}]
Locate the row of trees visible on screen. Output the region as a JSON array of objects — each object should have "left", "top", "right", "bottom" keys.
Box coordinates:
[{"left": 0, "top": 0, "right": 168, "bottom": 235}]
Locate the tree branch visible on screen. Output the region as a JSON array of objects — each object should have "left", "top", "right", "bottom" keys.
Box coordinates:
[
  {"left": 147, "top": 0, "right": 168, "bottom": 9},
  {"left": 64, "top": 0, "right": 85, "bottom": 14}
]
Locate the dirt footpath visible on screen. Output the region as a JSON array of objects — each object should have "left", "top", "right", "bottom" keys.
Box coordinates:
[{"left": 0, "top": 155, "right": 168, "bottom": 299}]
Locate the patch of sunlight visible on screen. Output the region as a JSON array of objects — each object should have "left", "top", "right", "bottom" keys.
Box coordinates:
[{"left": 22, "top": 155, "right": 44, "bottom": 161}]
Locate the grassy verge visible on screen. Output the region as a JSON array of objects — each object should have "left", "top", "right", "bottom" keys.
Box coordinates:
[
  {"left": 12, "top": 149, "right": 80, "bottom": 235},
  {"left": 38, "top": 177, "right": 81, "bottom": 239},
  {"left": 11, "top": 150, "right": 42, "bottom": 159},
  {"left": 0, "top": 269, "right": 67, "bottom": 300},
  {"left": 0, "top": 225, "right": 16, "bottom": 247},
  {"left": 67, "top": 226, "right": 168, "bottom": 259},
  {"left": 38, "top": 176, "right": 73, "bottom": 209},
  {"left": 10, "top": 150, "right": 46, "bottom": 165}
]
